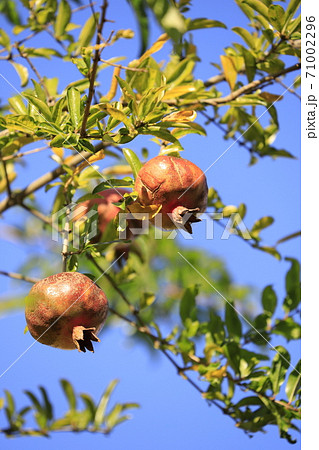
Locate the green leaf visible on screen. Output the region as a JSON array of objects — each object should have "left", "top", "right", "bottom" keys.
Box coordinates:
[
  {"left": 282, "top": 0, "right": 300, "bottom": 34},
  {"left": 93, "top": 179, "right": 134, "bottom": 194},
  {"left": 225, "top": 302, "right": 242, "bottom": 341},
  {"left": 102, "top": 104, "right": 132, "bottom": 129},
  {"left": 94, "top": 379, "right": 118, "bottom": 427},
  {"left": 76, "top": 13, "right": 99, "bottom": 54},
  {"left": 31, "top": 79, "right": 47, "bottom": 102},
  {"left": 67, "top": 87, "right": 81, "bottom": 130},
  {"left": 283, "top": 258, "right": 300, "bottom": 312},
  {"left": 10, "top": 61, "right": 29, "bottom": 87},
  {"left": 39, "top": 387, "right": 53, "bottom": 421},
  {"left": 0, "top": 28, "right": 11, "bottom": 51},
  {"left": 187, "top": 18, "right": 227, "bottom": 31},
  {"left": 208, "top": 312, "right": 225, "bottom": 345},
  {"left": 23, "top": 93, "right": 52, "bottom": 121},
  {"left": 4, "top": 390, "right": 15, "bottom": 420},
  {"left": 223, "top": 342, "right": 241, "bottom": 374},
  {"left": 8, "top": 95, "right": 27, "bottom": 114},
  {"left": 270, "top": 346, "right": 290, "bottom": 395},
  {"left": 60, "top": 379, "right": 77, "bottom": 411},
  {"left": 268, "top": 5, "right": 285, "bottom": 32},
  {"left": 80, "top": 393, "right": 96, "bottom": 421},
  {"left": 253, "top": 245, "right": 281, "bottom": 260},
  {"left": 241, "top": 0, "right": 269, "bottom": 20},
  {"left": 166, "top": 57, "right": 195, "bottom": 87},
  {"left": 180, "top": 285, "right": 198, "bottom": 324},
  {"left": 251, "top": 216, "right": 274, "bottom": 238},
  {"left": 139, "top": 126, "right": 183, "bottom": 149},
  {"left": 5, "top": 115, "right": 38, "bottom": 133},
  {"left": 145, "top": 0, "right": 186, "bottom": 43},
  {"left": 0, "top": 0, "right": 21, "bottom": 25},
  {"left": 24, "top": 390, "right": 43, "bottom": 414},
  {"left": 241, "top": 47, "right": 256, "bottom": 83},
  {"left": 232, "top": 26, "right": 256, "bottom": 49},
  {"left": 122, "top": 148, "right": 142, "bottom": 180},
  {"left": 54, "top": 0, "right": 71, "bottom": 38},
  {"left": 273, "top": 318, "right": 301, "bottom": 341},
  {"left": 262, "top": 285, "right": 277, "bottom": 316},
  {"left": 140, "top": 292, "right": 156, "bottom": 310},
  {"left": 285, "top": 360, "right": 301, "bottom": 403}
]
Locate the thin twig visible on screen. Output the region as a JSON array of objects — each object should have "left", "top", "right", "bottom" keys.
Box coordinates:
[
  {"left": 17, "top": 47, "right": 51, "bottom": 100},
  {"left": 0, "top": 271, "right": 39, "bottom": 284},
  {"left": 199, "top": 110, "right": 254, "bottom": 154},
  {"left": 89, "top": 256, "right": 227, "bottom": 415},
  {"left": 80, "top": 0, "right": 109, "bottom": 137},
  {"left": 20, "top": 203, "right": 60, "bottom": 232},
  {"left": 100, "top": 59, "right": 148, "bottom": 72},
  {"left": 276, "top": 78, "right": 301, "bottom": 100},
  {"left": 88, "top": 255, "right": 137, "bottom": 315},
  {"left": 73, "top": 2, "right": 97, "bottom": 13},
  {"left": 2, "top": 146, "right": 48, "bottom": 162},
  {"left": 167, "top": 63, "right": 301, "bottom": 107}
]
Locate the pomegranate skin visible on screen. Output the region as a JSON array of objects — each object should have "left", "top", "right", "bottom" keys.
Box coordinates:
[
  {"left": 135, "top": 156, "right": 208, "bottom": 232},
  {"left": 25, "top": 272, "right": 108, "bottom": 352}
]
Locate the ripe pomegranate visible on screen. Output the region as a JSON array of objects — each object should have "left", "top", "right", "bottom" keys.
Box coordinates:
[
  {"left": 74, "top": 188, "right": 128, "bottom": 236},
  {"left": 25, "top": 272, "right": 108, "bottom": 353},
  {"left": 74, "top": 188, "right": 141, "bottom": 244},
  {"left": 135, "top": 155, "right": 208, "bottom": 233}
]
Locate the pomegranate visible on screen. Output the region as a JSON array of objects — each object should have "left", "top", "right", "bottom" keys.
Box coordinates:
[
  {"left": 74, "top": 188, "right": 141, "bottom": 242},
  {"left": 25, "top": 272, "right": 108, "bottom": 353},
  {"left": 75, "top": 188, "right": 128, "bottom": 236},
  {"left": 135, "top": 155, "right": 208, "bottom": 233}
]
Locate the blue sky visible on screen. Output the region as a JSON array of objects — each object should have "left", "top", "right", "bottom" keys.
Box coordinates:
[{"left": 0, "top": 1, "right": 300, "bottom": 448}]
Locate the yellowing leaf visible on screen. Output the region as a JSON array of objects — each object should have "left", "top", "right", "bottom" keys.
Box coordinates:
[
  {"left": 259, "top": 92, "right": 283, "bottom": 103},
  {"left": 103, "top": 165, "right": 132, "bottom": 176},
  {"left": 98, "top": 103, "right": 132, "bottom": 128},
  {"left": 51, "top": 147, "right": 64, "bottom": 159},
  {"left": 205, "top": 365, "right": 227, "bottom": 380},
  {"left": 162, "top": 110, "right": 197, "bottom": 123},
  {"left": 86, "top": 42, "right": 108, "bottom": 51},
  {"left": 105, "top": 66, "right": 121, "bottom": 101},
  {"left": 138, "top": 33, "right": 169, "bottom": 64},
  {"left": 127, "top": 201, "right": 162, "bottom": 220},
  {"left": 162, "top": 85, "right": 196, "bottom": 100},
  {"left": 223, "top": 205, "right": 238, "bottom": 217},
  {"left": 10, "top": 61, "right": 29, "bottom": 87},
  {"left": 73, "top": 150, "right": 106, "bottom": 176},
  {"left": 220, "top": 55, "right": 237, "bottom": 91}
]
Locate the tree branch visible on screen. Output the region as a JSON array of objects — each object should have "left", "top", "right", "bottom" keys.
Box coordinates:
[
  {"left": 2, "top": 146, "right": 48, "bottom": 162},
  {"left": 80, "top": 0, "right": 109, "bottom": 137},
  {"left": 17, "top": 47, "right": 51, "bottom": 101},
  {"left": 0, "top": 143, "right": 106, "bottom": 215},
  {"left": 89, "top": 256, "right": 228, "bottom": 416},
  {"left": 0, "top": 156, "right": 12, "bottom": 198},
  {"left": 0, "top": 270, "right": 39, "bottom": 284},
  {"left": 169, "top": 63, "right": 301, "bottom": 107}
]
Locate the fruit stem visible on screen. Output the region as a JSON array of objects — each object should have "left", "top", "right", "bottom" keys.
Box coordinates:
[{"left": 72, "top": 326, "right": 100, "bottom": 353}]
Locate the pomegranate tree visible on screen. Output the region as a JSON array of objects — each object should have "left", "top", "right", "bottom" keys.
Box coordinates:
[
  {"left": 135, "top": 155, "right": 208, "bottom": 233},
  {"left": 25, "top": 272, "right": 108, "bottom": 353}
]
